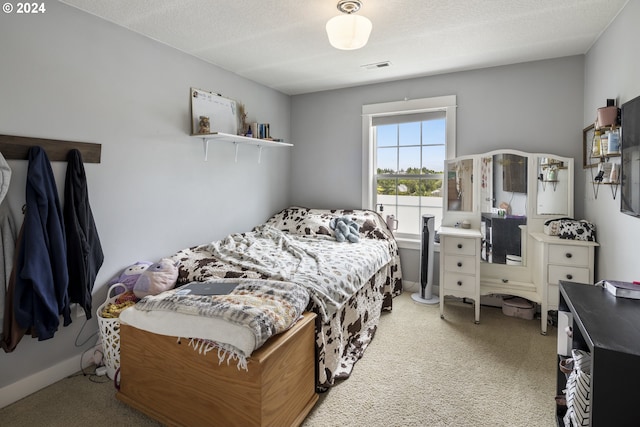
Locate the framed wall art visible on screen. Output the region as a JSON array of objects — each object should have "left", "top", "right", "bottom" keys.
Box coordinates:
[{"left": 583, "top": 123, "right": 598, "bottom": 169}]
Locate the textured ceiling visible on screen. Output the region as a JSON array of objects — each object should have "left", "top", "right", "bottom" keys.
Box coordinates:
[{"left": 60, "top": 0, "right": 628, "bottom": 95}]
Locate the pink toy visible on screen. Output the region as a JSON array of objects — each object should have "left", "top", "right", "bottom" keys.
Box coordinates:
[{"left": 107, "top": 261, "right": 153, "bottom": 294}]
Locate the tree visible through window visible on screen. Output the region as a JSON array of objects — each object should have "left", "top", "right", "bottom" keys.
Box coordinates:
[
  {"left": 362, "top": 96, "right": 456, "bottom": 243},
  {"left": 374, "top": 116, "right": 445, "bottom": 237}
]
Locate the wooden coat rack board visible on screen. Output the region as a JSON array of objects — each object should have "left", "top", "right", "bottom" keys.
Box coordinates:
[{"left": 0, "top": 134, "right": 101, "bottom": 163}]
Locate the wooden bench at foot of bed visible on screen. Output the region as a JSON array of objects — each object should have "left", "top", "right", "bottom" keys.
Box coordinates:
[{"left": 116, "top": 312, "right": 318, "bottom": 427}]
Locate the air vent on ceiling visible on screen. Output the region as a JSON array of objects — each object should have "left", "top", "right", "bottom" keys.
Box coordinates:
[{"left": 361, "top": 61, "right": 392, "bottom": 70}]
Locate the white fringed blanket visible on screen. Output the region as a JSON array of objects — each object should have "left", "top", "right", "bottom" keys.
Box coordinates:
[{"left": 119, "top": 278, "right": 309, "bottom": 366}]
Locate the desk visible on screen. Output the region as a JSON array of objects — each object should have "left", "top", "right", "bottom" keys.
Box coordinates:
[
  {"left": 480, "top": 213, "right": 526, "bottom": 264},
  {"left": 557, "top": 282, "right": 640, "bottom": 426}
]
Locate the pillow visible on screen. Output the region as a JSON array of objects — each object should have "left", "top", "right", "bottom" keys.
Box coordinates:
[
  {"left": 265, "top": 206, "right": 393, "bottom": 240},
  {"left": 339, "top": 209, "right": 391, "bottom": 241},
  {"left": 292, "top": 213, "right": 334, "bottom": 236},
  {"left": 133, "top": 258, "right": 179, "bottom": 298},
  {"left": 265, "top": 207, "right": 333, "bottom": 237},
  {"left": 265, "top": 206, "right": 310, "bottom": 232},
  {"left": 106, "top": 261, "right": 153, "bottom": 293},
  {"left": 543, "top": 217, "right": 573, "bottom": 236},
  {"left": 558, "top": 219, "right": 596, "bottom": 242}
]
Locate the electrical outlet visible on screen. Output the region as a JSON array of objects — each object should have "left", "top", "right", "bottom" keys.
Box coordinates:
[{"left": 81, "top": 343, "right": 103, "bottom": 369}]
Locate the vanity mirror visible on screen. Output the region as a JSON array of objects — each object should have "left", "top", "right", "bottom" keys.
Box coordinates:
[
  {"left": 446, "top": 158, "right": 474, "bottom": 212},
  {"left": 443, "top": 150, "right": 574, "bottom": 266},
  {"left": 479, "top": 152, "right": 528, "bottom": 265},
  {"left": 536, "top": 156, "right": 571, "bottom": 216}
]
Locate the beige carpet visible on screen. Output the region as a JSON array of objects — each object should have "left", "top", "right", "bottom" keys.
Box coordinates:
[{"left": 0, "top": 292, "right": 557, "bottom": 426}]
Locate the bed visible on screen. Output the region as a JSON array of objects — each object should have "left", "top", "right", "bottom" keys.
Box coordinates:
[{"left": 115, "top": 206, "right": 402, "bottom": 426}]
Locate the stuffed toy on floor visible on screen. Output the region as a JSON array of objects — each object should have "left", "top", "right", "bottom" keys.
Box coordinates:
[{"left": 330, "top": 216, "right": 360, "bottom": 243}]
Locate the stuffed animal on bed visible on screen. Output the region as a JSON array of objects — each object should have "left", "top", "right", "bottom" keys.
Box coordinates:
[
  {"left": 133, "top": 258, "right": 179, "bottom": 298},
  {"left": 329, "top": 216, "right": 360, "bottom": 243},
  {"left": 107, "top": 261, "right": 153, "bottom": 294}
]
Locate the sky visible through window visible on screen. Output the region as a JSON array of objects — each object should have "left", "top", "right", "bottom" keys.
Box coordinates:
[{"left": 376, "top": 120, "right": 445, "bottom": 173}]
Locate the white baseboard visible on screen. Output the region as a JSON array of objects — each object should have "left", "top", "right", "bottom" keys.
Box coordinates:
[
  {"left": 0, "top": 354, "right": 82, "bottom": 409},
  {"left": 403, "top": 280, "right": 440, "bottom": 295},
  {"left": 403, "top": 280, "right": 419, "bottom": 293}
]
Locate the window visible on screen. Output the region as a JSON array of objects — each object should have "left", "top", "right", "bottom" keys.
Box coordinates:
[{"left": 362, "top": 96, "right": 456, "bottom": 246}]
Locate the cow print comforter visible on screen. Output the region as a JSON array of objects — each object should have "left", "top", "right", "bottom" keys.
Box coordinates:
[{"left": 168, "top": 206, "right": 403, "bottom": 388}]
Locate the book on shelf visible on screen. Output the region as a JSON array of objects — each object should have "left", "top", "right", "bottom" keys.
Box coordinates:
[
  {"left": 602, "top": 280, "right": 640, "bottom": 299},
  {"left": 248, "top": 122, "right": 270, "bottom": 139}
]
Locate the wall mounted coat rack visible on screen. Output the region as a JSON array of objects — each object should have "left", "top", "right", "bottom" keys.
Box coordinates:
[{"left": 0, "top": 134, "right": 101, "bottom": 163}]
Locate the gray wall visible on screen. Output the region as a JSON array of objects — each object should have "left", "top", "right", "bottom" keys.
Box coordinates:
[
  {"left": 582, "top": 0, "right": 640, "bottom": 282},
  {"left": 0, "top": 3, "right": 291, "bottom": 390},
  {"left": 291, "top": 56, "right": 586, "bottom": 282}
]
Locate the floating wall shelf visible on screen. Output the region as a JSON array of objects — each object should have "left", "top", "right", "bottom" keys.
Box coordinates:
[
  {"left": 587, "top": 124, "right": 621, "bottom": 200},
  {"left": 192, "top": 132, "right": 292, "bottom": 163},
  {"left": 540, "top": 179, "right": 559, "bottom": 191}
]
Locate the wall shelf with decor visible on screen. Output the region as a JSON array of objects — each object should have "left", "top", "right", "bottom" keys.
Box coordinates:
[
  {"left": 539, "top": 179, "right": 559, "bottom": 191},
  {"left": 583, "top": 123, "right": 621, "bottom": 200},
  {"left": 590, "top": 179, "right": 619, "bottom": 200},
  {"left": 539, "top": 161, "right": 567, "bottom": 191},
  {"left": 192, "top": 132, "right": 292, "bottom": 163},
  {"left": 590, "top": 154, "right": 620, "bottom": 200},
  {"left": 189, "top": 87, "right": 292, "bottom": 163}
]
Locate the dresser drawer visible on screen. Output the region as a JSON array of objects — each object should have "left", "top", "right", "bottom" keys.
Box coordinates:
[
  {"left": 444, "top": 237, "right": 476, "bottom": 256},
  {"left": 548, "top": 265, "right": 590, "bottom": 285},
  {"left": 443, "top": 255, "right": 476, "bottom": 275},
  {"left": 442, "top": 272, "right": 476, "bottom": 293},
  {"left": 548, "top": 245, "right": 589, "bottom": 267}
]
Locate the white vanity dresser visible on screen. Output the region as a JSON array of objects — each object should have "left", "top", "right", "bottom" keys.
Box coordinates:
[{"left": 439, "top": 150, "right": 598, "bottom": 334}]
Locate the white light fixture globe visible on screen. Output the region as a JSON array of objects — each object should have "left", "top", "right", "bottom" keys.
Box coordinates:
[{"left": 326, "top": 0, "right": 372, "bottom": 50}]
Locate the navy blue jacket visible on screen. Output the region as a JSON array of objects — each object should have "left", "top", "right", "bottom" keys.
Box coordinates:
[
  {"left": 14, "top": 146, "right": 70, "bottom": 340},
  {"left": 64, "top": 149, "right": 103, "bottom": 319}
]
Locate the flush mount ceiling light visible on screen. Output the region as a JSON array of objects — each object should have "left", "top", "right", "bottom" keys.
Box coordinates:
[{"left": 326, "top": 0, "right": 372, "bottom": 50}]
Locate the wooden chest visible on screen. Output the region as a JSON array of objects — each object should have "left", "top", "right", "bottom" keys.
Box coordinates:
[{"left": 116, "top": 312, "right": 318, "bottom": 427}]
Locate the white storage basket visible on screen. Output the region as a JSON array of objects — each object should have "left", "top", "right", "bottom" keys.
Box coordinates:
[
  {"left": 502, "top": 296, "right": 535, "bottom": 320},
  {"left": 97, "top": 283, "right": 127, "bottom": 380}
]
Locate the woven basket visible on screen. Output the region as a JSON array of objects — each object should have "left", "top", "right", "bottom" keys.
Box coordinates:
[{"left": 97, "top": 283, "right": 127, "bottom": 380}]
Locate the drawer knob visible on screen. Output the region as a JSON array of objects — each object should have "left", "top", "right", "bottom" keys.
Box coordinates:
[
  {"left": 457, "top": 243, "right": 463, "bottom": 249},
  {"left": 457, "top": 262, "right": 462, "bottom": 267},
  {"left": 457, "top": 281, "right": 462, "bottom": 286},
  {"left": 565, "top": 253, "right": 572, "bottom": 258},
  {"left": 566, "top": 274, "right": 573, "bottom": 280}
]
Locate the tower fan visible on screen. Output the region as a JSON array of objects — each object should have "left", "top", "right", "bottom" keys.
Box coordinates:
[{"left": 412, "top": 214, "right": 439, "bottom": 304}]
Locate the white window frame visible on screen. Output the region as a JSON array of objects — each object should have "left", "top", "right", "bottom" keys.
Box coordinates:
[{"left": 362, "top": 95, "right": 457, "bottom": 249}]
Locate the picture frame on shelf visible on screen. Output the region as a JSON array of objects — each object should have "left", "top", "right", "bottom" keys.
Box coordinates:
[
  {"left": 190, "top": 88, "right": 238, "bottom": 135},
  {"left": 583, "top": 123, "right": 598, "bottom": 169}
]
